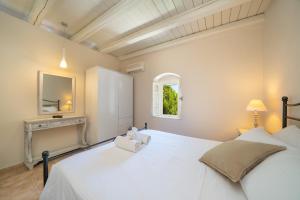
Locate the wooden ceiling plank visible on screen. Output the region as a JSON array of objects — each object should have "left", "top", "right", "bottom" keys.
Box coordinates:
[
  {"left": 28, "top": 0, "right": 57, "bottom": 26},
  {"left": 191, "top": 20, "right": 200, "bottom": 32},
  {"left": 221, "top": 8, "right": 231, "bottom": 24},
  {"left": 163, "top": 0, "right": 178, "bottom": 16},
  {"left": 247, "top": 0, "right": 262, "bottom": 16},
  {"left": 182, "top": 0, "right": 195, "bottom": 10},
  {"left": 193, "top": 0, "right": 204, "bottom": 6},
  {"left": 172, "top": 0, "right": 186, "bottom": 13},
  {"left": 197, "top": 17, "right": 206, "bottom": 31},
  {"left": 119, "top": 14, "right": 264, "bottom": 60},
  {"left": 229, "top": 5, "right": 241, "bottom": 22},
  {"left": 70, "top": 0, "right": 140, "bottom": 42},
  {"left": 205, "top": 15, "right": 214, "bottom": 29},
  {"left": 258, "top": 0, "right": 272, "bottom": 14},
  {"left": 153, "top": 0, "right": 171, "bottom": 18},
  {"left": 171, "top": 0, "right": 186, "bottom": 37},
  {"left": 213, "top": 12, "right": 222, "bottom": 27},
  {"left": 101, "top": 0, "right": 252, "bottom": 53},
  {"left": 160, "top": 0, "right": 180, "bottom": 39},
  {"left": 238, "top": 1, "right": 251, "bottom": 20},
  {"left": 154, "top": 0, "right": 177, "bottom": 41}
]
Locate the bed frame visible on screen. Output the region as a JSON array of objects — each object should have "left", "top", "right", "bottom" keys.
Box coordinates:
[
  {"left": 40, "top": 97, "right": 300, "bottom": 186},
  {"left": 282, "top": 96, "right": 300, "bottom": 128},
  {"left": 42, "top": 99, "right": 60, "bottom": 111},
  {"left": 41, "top": 122, "right": 148, "bottom": 186}
]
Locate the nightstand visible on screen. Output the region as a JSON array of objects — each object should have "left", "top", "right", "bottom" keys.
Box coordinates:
[{"left": 237, "top": 128, "right": 250, "bottom": 136}]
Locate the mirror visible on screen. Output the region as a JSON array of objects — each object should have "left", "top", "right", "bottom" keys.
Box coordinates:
[{"left": 39, "top": 71, "right": 75, "bottom": 114}]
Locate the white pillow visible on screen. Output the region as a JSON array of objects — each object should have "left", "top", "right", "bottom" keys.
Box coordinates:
[
  {"left": 273, "top": 125, "right": 300, "bottom": 149},
  {"left": 236, "top": 128, "right": 287, "bottom": 146},
  {"left": 237, "top": 128, "right": 300, "bottom": 200},
  {"left": 241, "top": 147, "right": 300, "bottom": 200}
]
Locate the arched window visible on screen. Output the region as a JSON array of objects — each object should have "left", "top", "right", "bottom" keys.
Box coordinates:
[{"left": 153, "top": 73, "right": 182, "bottom": 119}]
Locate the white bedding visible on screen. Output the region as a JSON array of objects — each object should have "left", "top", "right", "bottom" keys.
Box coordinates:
[{"left": 40, "top": 130, "right": 247, "bottom": 200}]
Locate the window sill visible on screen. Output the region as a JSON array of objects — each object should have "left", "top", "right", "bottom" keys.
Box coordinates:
[{"left": 153, "top": 115, "right": 181, "bottom": 120}]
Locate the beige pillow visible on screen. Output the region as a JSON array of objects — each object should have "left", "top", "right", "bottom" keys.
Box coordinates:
[{"left": 200, "top": 140, "right": 286, "bottom": 182}]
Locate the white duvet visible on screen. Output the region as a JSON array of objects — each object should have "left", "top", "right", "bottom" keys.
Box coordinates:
[{"left": 40, "top": 130, "right": 247, "bottom": 200}]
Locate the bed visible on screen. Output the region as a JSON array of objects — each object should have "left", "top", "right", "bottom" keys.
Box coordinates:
[
  {"left": 40, "top": 130, "right": 246, "bottom": 200},
  {"left": 40, "top": 96, "right": 300, "bottom": 200},
  {"left": 42, "top": 99, "right": 60, "bottom": 112}
]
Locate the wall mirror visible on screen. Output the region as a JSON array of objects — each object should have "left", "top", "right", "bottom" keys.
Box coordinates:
[{"left": 38, "top": 71, "right": 75, "bottom": 115}]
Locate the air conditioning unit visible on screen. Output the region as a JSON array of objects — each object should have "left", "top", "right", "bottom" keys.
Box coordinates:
[{"left": 126, "top": 62, "right": 144, "bottom": 73}]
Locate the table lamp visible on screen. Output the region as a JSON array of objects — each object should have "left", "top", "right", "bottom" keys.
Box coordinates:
[
  {"left": 66, "top": 100, "right": 72, "bottom": 111},
  {"left": 246, "top": 99, "right": 267, "bottom": 128}
]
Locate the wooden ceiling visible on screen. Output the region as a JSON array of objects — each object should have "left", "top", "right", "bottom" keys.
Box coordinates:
[{"left": 0, "top": 0, "right": 272, "bottom": 60}]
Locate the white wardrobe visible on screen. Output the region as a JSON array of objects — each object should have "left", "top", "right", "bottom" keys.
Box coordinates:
[{"left": 85, "top": 66, "right": 133, "bottom": 145}]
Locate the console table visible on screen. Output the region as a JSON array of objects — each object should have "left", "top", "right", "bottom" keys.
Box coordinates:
[{"left": 24, "top": 116, "right": 87, "bottom": 169}]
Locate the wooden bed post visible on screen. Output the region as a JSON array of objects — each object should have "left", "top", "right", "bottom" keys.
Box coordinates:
[
  {"left": 42, "top": 151, "right": 49, "bottom": 186},
  {"left": 282, "top": 96, "right": 288, "bottom": 128},
  {"left": 145, "top": 122, "right": 148, "bottom": 129}
]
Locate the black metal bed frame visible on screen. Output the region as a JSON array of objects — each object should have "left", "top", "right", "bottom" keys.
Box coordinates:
[
  {"left": 42, "top": 99, "right": 60, "bottom": 111},
  {"left": 40, "top": 96, "right": 300, "bottom": 186},
  {"left": 282, "top": 96, "right": 300, "bottom": 128},
  {"left": 41, "top": 122, "right": 148, "bottom": 186}
]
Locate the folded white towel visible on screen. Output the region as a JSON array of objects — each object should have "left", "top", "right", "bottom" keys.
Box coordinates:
[
  {"left": 132, "top": 127, "right": 138, "bottom": 132},
  {"left": 136, "top": 133, "right": 151, "bottom": 145},
  {"left": 126, "top": 130, "right": 136, "bottom": 140},
  {"left": 129, "top": 127, "right": 151, "bottom": 145},
  {"left": 114, "top": 136, "right": 141, "bottom": 152}
]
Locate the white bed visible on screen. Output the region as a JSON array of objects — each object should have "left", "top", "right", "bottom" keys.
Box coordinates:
[{"left": 40, "top": 130, "right": 247, "bottom": 200}]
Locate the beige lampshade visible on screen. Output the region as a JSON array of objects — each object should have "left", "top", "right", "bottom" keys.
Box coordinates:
[
  {"left": 66, "top": 100, "right": 72, "bottom": 105},
  {"left": 246, "top": 99, "right": 267, "bottom": 112}
]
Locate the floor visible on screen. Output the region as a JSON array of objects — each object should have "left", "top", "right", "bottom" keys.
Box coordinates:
[
  {"left": 0, "top": 141, "right": 110, "bottom": 200},
  {"left": 0, "top": 155, "right": 67, "bottom": 200}
]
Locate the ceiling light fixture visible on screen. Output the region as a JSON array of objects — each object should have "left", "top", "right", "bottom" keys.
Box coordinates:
[
  {"left": 59, "top": 22, "right": 68, "bottom": 69},
  {"left": 59, "top": 48, "right": 68, "bottom": 69}
]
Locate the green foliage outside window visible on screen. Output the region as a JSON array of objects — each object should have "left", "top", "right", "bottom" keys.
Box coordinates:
[{"left": 163, "top": 85, "right": 178, "bottom": 115}]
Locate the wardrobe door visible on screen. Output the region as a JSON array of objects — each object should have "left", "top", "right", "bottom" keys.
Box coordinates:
[
  {"left": 118, "top": 73, "right": 133, "bottom": 134},
  {"left": 98, "top": 68, "right": 119, "bottom": 141},
  {"left": 85, "top": 67, "right": 100, "bottom": 145}
]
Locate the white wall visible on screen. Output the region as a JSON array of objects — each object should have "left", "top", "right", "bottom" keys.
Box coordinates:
[
  {"left": 0, "top": 12, "right": 119, "bottom": 169},
  {"left": 263, "top": 0, "right": 300, "bottom": 133},
  {"left": 120, "top": 24, "right": 264, "bottom": 141}
]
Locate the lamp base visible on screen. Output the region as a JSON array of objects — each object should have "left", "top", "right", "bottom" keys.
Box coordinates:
[{"left": 252, "top": 111, "right": 259, "bottom": 128}]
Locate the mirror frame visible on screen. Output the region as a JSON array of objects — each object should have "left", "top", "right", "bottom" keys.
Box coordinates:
[{"left": 38, "top": 71, "right": 76, "bottom": 115}]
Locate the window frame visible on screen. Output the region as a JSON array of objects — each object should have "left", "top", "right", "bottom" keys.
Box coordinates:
[{"left": 152, "top": 73, "right": 182, "bottom": 119}]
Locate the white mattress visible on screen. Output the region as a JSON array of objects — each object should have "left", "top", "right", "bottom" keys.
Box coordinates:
[{"left": 40, "top": 130, "right": 247, "bottom": 200}]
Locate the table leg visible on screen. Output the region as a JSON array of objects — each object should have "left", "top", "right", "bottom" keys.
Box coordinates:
[
  {"left": 24, "top": 131, "right": 33, "bottom": 169},
  {"left": 81, "top": 121, "right": 88, "bottom": 146}
]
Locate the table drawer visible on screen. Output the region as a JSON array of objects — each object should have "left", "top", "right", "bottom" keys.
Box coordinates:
[{"left": 32, "top": 123, "right": 48, "bottom": 129}]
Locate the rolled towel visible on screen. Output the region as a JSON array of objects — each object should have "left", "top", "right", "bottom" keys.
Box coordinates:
[
  {"left": 132, "top": 127, "right": 138, "bottom": 132},
  {"left": 126, "top": 130, "right": 136, "bottom": 140},
  {"left": 114, "top": 136, "right": 141, "bottom": 152},
  {"left": 136, "top": 133, "right": 151, "bottom": 145},
  {"left": 130, "top": 127, "right": 151, "bottom": 144}
]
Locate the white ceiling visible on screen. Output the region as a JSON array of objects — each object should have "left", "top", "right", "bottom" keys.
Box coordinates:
[{"left": 0, "top": 0, "right": 272, "bottom": 60}]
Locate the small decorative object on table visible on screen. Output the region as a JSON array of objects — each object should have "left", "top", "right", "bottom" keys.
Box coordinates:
[
  {"left": 246, "top": 99, "right": 267, "bottom": 128},
  {"left": 52, "top": 115, "right": 63, "bottom": 118}
]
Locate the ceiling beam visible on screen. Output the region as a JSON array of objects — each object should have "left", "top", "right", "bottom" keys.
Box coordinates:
[
  {"left": 101, "top": 0, "right": 252, "bottom": 54},
  {"left": 71, "top": 0, "right": 139, "bottom": 42},
  {"left": 118, "top": 14, "right": 265, "bottom": 60},
  {"left": 28, "top": 0, "right": 56, "bottom": 26}
]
